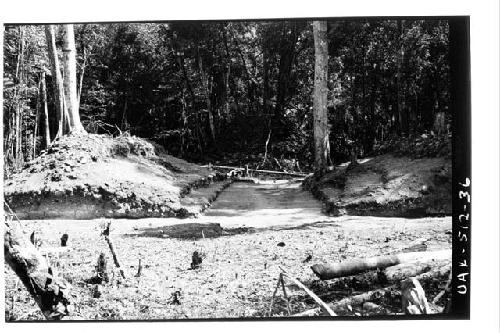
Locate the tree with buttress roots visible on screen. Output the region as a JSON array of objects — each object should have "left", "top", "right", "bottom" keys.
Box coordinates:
[
  {"left": 45, "top": 24, "right": 86, "bottom": 138},
  {"left": 3, "top": 24, "right": 85, "bottom": 320}
]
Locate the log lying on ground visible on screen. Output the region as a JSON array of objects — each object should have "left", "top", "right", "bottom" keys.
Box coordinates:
[
  {"left": 330, "top": 286, "right": 395, "bottom": 313},
  {"left": 293, "top": 286, "right": 395, "bottom": 317},
  {"left": 4, "top": 217, "right": 73, "bottom": 320},
  {"left": 311, "top": 250, "right": 451, "bottom": 280},
  {"left": 296, "top": 257, "right": 451, "bottom": 317},
  {"left": 203, "top": 165, "right": 310, "bottom": 178},
  {"left": 383, "top": 258, "right": 451, "bottom": 283}
]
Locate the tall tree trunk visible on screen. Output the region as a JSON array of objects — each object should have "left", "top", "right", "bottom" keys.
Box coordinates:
[
  {"left": 262, "top": 42, "right": 272, "bottom": 151},
  {"left": 14, "top": 26, "right": 26, "bottom": 169},
  {"left": 77, "top": 48, "right": 88, "bottom": 110},
  {"left": 232, "top": 34, "right": 256, "bottom": 114},
  {"left": 198, "top": 56, "right": 216, "bottom": 146},
  {"left": 312, "top": 21, "right": 330, "bottom": 174},
  {"left": 33, "top": 80, "right": 41, "bottom": 158},
  {"left": 41, "top": 72, "right": 51, "bottom": 148},
  {"left": 178, "top": 54, "right": 203, "bottom": 153},
  {"left": 62, "top": 24, "right": 85, "bottom": 133},
  {"left": 396, "top": 20, "right": 406, "bottom": 136},
  {"left": 179, "top": 89, "right": 188, "bottom": 157},
  {"left": 45, "top": 25, "right": 65, "bottom": 138},
  {"left": 273, "top": 23, "right": 299, "bottom": 141}
]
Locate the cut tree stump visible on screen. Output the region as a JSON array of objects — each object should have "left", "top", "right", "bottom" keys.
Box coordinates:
[
  {"left": 4, "top": 216, "right": 73, "bottom": 320},
  {"left": 311, "top": 250, "right": 451, "bottom": 280}
]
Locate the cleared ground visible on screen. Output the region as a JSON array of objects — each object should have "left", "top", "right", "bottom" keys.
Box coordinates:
[{"left": 4, "top": 180, "right": 451, "bottom": 320}]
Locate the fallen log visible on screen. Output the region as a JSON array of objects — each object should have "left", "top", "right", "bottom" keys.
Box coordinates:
[
  {"left": 330, "top": 287, "right": 396, "bottom": 313},
  {"left": 311, "top": 249, "right": 451, "bottom": 280},
  {"left": 203, "top": 165, "right": 310, "bottom": 178},
  {"left": 296, "top": 259, "right": 450, "bottom": 317},
  {"left": 4, "top": 216, "right": 73, "bottom": 320},
  {"left": 294, "top": 286, "right": 396, "bottom": 317},
  {"left": 383, "top": 259, "right": 451, "bottom": 283}
]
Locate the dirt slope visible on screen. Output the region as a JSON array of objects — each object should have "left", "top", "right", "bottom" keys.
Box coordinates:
[
  {"left": 304, "top": 154, "right": 451, "bottom": 217},
  {"left": 4, "top": 133, "right": 226, "bottom": 219}
]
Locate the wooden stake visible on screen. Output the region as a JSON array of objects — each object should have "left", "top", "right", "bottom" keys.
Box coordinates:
[
  {"left": 135, "top": 258, "right": 142, "bottom": 278},
  {"left": 268, "top": 274, "right": 282, "bottom": 316},
  {"left": 280, "top": 274, "right": 292, "bottom": 315},
  {"left": 101, "top": 221, "right": 126, "bottom": 279}
]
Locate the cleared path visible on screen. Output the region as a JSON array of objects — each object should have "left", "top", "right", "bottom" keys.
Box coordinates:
[{"left": 199, "top": 180, "right": 325, "bottom": 228}]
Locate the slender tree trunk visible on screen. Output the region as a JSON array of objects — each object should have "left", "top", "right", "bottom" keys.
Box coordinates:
[
  {"left": 273, "top": 23, "right": 299, "bottom": 141},
  {"left": 232, "top": 35, "right": 256, "bottom": 114},
  {"left": 221, "top": 28, "right": 231, "bottom": 121},
  {"left": 41, "top": 72, "right": 51, "bottom": 148},
  {"left": 62, "top": 24, "right": 85, "bottom": 133},
  {"left": 178, "top": 54, "right": 203, "bottom": 153},
  {"left": 198, "top": 56, "right": 216, "bottom": 146},
  {"left": 14, "top": 26, "right": 26, "bottom": 169},
  {"left": 45, "top": 25, "right": 65, "bottom": 138},
  {"left": 179, "top": 89, "right": 188, "bottom": 157},
  {"left": 77, "top": 48, "right": 87, "bottom": 110},
  {"left": 312, "top": 21, "right": 330, "bottom": 174},
  {"left": 33, "top": 79, "right": 41, "bottom": 158},
  {"left": 262, "top": 42, "right": 272, "bottom": 151},
  {"left": 15, "top": 102, "right": 21, "bottom": 168},
  {"left": 262, "top": 43, "right": 270, "bottom": 116},
  {"left": 396, "top": 20, "right": 406, "bottom": 136}
]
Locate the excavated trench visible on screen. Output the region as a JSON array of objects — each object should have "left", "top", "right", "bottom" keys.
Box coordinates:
[{"left": 135, "top": 177, "right": 329, "bottom": 239}]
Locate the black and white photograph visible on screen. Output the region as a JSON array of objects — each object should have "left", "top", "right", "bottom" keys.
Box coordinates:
[{"left": 0, "top": 0, "right": 497, "bottom": 328}]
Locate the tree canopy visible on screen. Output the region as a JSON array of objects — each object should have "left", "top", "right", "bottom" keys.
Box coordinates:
[{"left": 3, "top": 19, "right": 450, "bottom": 174}]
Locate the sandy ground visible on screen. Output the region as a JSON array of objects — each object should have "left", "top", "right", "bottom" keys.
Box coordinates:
[{"left": 4, "top": 182, "right": 451, "bottom": 321}]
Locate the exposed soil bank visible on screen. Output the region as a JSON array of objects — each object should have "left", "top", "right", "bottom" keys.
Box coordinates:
[
  {"left": 303, "top": 154, "right": 451, "bottom": 217},
  {"left": 4, "top": 133, "right": 230, "bottom": 219}
]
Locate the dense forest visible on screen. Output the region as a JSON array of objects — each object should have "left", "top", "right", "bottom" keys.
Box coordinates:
[{"left": 3, "top": 19, "right": 450, "bottom": 175}]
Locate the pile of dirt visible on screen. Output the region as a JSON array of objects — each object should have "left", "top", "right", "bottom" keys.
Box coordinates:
[
  {"left": 4, "top": 133, "right": 228, "bottom": 219},
  {"left": 304, "top": 154, "right": 451, "bottom": 217}
]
